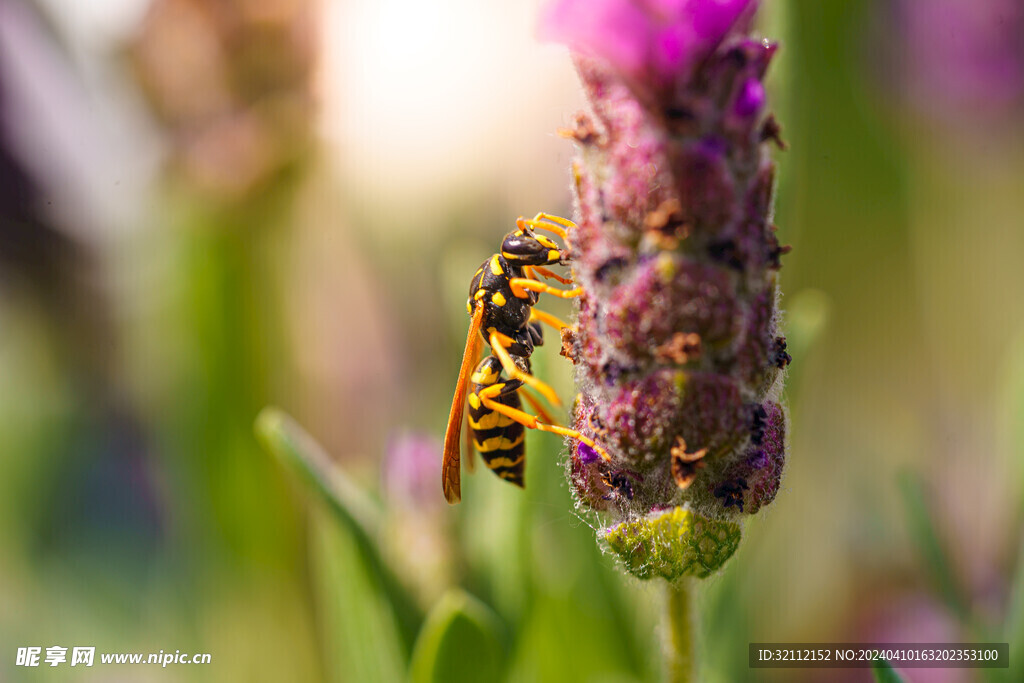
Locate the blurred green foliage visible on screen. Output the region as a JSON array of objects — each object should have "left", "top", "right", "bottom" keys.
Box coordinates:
[
  {"left": 257, "top": 407, "right": 659, "bottom": 682},
  {"left": 871, "top": 658, "right": 907, "bottom": 683}
]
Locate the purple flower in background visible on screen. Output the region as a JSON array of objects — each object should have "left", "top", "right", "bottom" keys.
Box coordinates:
[
  {"left": 384, "top": 431, "right": 443, "bottom": 511},
  {"left": 891, "top": 0, "right": 1024, "bottom": 122},
  {"left": 542, "top": 0, "right": 787, "bottom": 579},
  {"left": 129, "top": 0, "right": 317, "bottom": 199},
  {"left": 383, "top": 430, "right": 453, "bottom": 601}
]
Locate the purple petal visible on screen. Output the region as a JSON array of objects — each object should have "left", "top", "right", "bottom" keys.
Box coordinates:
[
  {"left": 577, "top": 441, "right": 602, "bottom": 464},
  {"left": 732, "top": 77, "right": 765, "bottom": 118},
  {"left": 539, "top": 0, "right": 655, "bottom": 76},
  {"left": 690, "top": 0, "right": 756, "bottom": 41},
  {"left": 541, "top": 0, "right": 757, "bottom": 80},
  {"left": 653, "top": 24, "right": 696, "bottom": 78}
]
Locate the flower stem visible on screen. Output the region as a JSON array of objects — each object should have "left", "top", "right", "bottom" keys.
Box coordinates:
[{"left": 664, "top": 579, "right": 696, "bottom": 683}]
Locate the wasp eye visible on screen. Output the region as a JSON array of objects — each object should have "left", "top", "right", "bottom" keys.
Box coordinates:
[{"left": 502, "top": 232, "right": 542, "bottom": 255}]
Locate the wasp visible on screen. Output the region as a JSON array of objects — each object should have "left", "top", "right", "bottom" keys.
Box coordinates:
[{"left": 442, "top": 213, "right": 609, "bottom": 504}]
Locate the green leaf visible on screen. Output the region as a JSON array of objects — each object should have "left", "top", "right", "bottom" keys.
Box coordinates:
[
  {"left": 506, "top": 591, "right": 643, "bottom": 683},
  {"left": 870, "top": 657, "right": 907, "bottom": 683},
  {"left": 312, "top": 511, "right": 407, "bottom": 683},
  {"left": 897, "top": 471, "right": 971, "bottom": 623},
  {"left": 458, "top": 453, "right": 531, "bottom": 624},
  {"left": 1003, "top": 534, "right": 1024, "bottom": 682},
  {"left": 409, "top": 590, "right": 505, "bottom": 683},
  {"left": 254, "top": 408, "right": 423, "bottom": 651},
  {"left": 998, "top": 330, "right": 1024, "bottom": 493},
  {"left": 255, "top": 408, "right": 380, "bottom": 539}
]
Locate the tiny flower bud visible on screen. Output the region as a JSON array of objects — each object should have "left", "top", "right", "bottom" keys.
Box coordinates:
[{"left": 601, "top": 506, "right": 742, "bottom": 580}]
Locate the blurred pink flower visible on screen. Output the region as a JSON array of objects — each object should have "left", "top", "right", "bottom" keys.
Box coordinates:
[
  {"left": 382, "top": 430, "right": 452, "bottom": 601},
  {"left": 384, "top": 431, "right": 443, "bottom": 510},
  {"left": 855, "top": 593, "right": 965, "bottom": 683},
  {"left": 893, "top": 0, "right": 1024, "bottom": 123},
  {"left": 130, "top": 0, "right": 318, "bottom": 200},
  {"left": 540, "top": 0, "right": 757, "bottom": 84}
]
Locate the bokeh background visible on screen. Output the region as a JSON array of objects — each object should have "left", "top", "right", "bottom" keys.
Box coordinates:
[{"left": 1, "top": 0, "right": 1022, "bottom": 681}]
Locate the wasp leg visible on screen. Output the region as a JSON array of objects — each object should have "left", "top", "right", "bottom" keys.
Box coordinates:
[
  {"left": 516, "top": 216, "right": 565, "bottom": 240},
  {"left": 532, "top": 212, "right": 575, "bottom": 229},
  {"left": 488, "top": 331, "right": 561, "bottom": 407},
  {"left": 478, "top": 385, "right": 611, "bottom": 461},
  {"left": 529, "top": 265, "right": 573, "bottom": 284},
  {"left": 520, "top": 387, "right": 559, "bottom": 427},
  {"left": 509, "top": 278, "right": 582, "bottom": 299},
  {"left": 488, "top": 329, "right": 516, "bottom": 348},
  {"left": 529, "top": 307, "right": 570, "bottom": 333},
  {"left": 516, "top": 212, "right": 575, "bottom": 239}
]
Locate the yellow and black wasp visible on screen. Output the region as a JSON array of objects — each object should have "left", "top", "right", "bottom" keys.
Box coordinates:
[{"left": 442, "top": 213, "right": 609, "bottom": 504}]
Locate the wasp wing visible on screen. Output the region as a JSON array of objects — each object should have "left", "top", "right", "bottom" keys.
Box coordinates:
[
  {"left": 442, "top": 303, "right": 485, "bottom": 504},
  {"left": 462, "top": 331, "right": 483, "bottom": 474}
]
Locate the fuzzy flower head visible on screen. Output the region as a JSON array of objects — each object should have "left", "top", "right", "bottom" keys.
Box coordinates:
[{"left": 543, "top": 0, "right": 786, "bottom": 580}]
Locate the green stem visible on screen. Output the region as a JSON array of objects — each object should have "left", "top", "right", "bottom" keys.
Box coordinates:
[{"left": 664, "top": 579, "right": 696, "bottom": 683}]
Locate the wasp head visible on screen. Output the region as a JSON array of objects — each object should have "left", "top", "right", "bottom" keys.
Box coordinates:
[{"left": 500, "top": 229, "right": 564, "bottom": 266}]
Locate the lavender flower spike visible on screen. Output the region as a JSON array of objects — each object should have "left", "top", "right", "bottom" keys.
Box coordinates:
[{"left": 542, "top": 0, "right": 788, "bottom": 580}]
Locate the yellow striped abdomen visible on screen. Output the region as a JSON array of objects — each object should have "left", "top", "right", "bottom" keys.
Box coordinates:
[{"left": 468, "top": 357, "right": 526, "bottom": 487}]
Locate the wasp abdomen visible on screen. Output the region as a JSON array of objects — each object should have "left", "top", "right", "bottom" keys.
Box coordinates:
[{"left": 468, "top": 356, "right": 526, "bottom": 487}]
